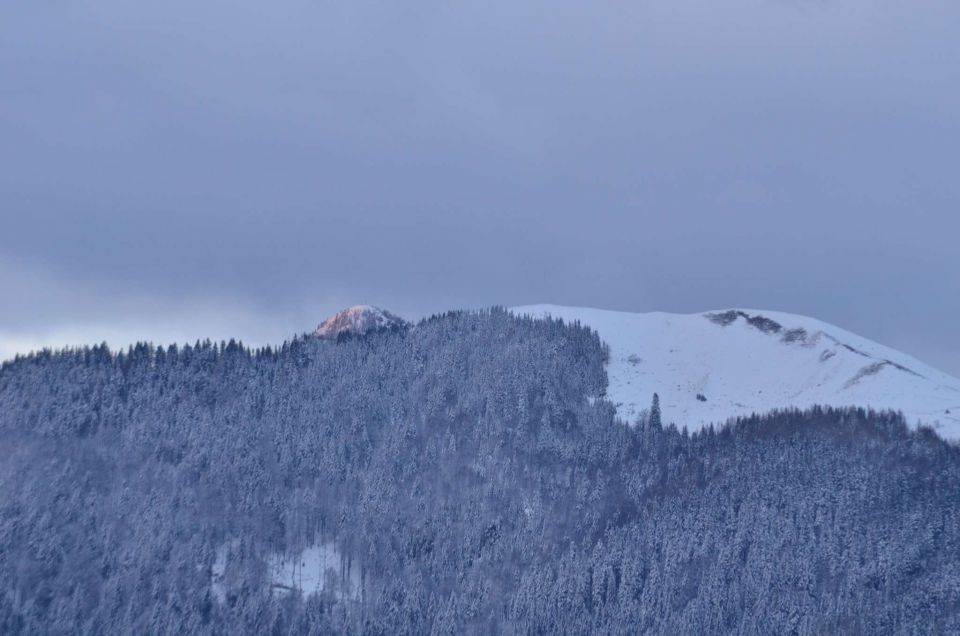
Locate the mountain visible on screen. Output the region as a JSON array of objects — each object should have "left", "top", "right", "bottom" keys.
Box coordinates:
[
  {"left": 512, "top": 304, "right": 960, "bottom": 438},
  {"left": 3, "top": 308, "right": 960, "bottom": 632},
  {"left": 314, "top": 305, "right": 407, "bottom": 339}
]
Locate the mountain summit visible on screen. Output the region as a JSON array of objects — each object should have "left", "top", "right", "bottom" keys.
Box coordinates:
[
  {"left": 314, "top": 305, "right": 407, "bottom": 340},
  {"left": 512, "top": 304, "right": 960, "bottom": 438}
]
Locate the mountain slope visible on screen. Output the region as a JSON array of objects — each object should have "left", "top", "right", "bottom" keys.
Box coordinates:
[
  {"left": 4, "top": 310, "right": 960, "bottom": 632},
  {"left": 513, "top": 304, "right": 960, "bottom": 439}
]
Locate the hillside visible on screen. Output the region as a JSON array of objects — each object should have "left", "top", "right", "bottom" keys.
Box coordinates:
[
  {"left": 513, "top": 305, "right": 960, "bottom": 438},
  {"left": 2, "top": 309, "right": 959, "bottom": 633}
]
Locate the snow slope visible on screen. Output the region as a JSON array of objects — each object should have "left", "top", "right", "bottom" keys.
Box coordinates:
[
  {"left": 211, "top": 538, "right": 362, "bottom": 602},
  {"left": 268, "top": 541, "right": 361, "bottom": 600},
  {"left": 512, "top": 305, "right": 960, "bottom": 439}
]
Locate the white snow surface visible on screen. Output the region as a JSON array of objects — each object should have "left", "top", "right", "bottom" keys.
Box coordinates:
[
  {"left": 268, "top": 541, "right": 361, "bottom": 600},
  {"left": 314, "top": 305, "right": 407, "bottom": 339},
  {"left": 211, "top": 538, "right": 361, "bottom": 602},
  {"left": 512, "top": 305, "right": 960, "bottom": 440}
]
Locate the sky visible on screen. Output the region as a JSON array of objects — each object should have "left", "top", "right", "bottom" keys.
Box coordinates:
[{"left": 1, "top": 0, "right": 959, "bottom": 375}]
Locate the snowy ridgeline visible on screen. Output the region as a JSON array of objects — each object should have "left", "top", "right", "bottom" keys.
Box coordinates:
[
  {"left": 213, "top": 539, "right": 361, "bottom": 603},
  {"left": 512, "top": 304, "right": 960, "bottom": 438}
]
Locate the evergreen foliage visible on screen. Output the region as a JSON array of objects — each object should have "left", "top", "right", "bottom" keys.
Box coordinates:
[
  {"left": 0, "top": 308, "right": 958, "bottom": 634},
  {"left": 649, "top": 393, "right": 662, "bottom": 430}
]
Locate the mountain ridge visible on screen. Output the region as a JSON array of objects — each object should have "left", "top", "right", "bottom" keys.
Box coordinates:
[{"left": 512, "top": 304, "right": 960, "bottom": 439}]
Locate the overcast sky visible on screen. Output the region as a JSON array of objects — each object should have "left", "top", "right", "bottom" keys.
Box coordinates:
[{"left": 2, "top": 0, "right": 959, "bottom": 374}]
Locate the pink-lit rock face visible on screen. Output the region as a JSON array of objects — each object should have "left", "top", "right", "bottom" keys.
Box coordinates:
[{"left": 314, "top": 305, "right": 407, "bottom": 340}]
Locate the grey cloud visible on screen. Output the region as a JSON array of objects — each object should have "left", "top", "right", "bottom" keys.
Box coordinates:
[{"left": 1, "top": 1, "right": 958, "bottom": 372}]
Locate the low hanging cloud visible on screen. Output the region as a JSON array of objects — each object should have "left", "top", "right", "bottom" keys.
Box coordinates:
[{"left": 0, "top": 256, "right": 337, "bottom": 360}]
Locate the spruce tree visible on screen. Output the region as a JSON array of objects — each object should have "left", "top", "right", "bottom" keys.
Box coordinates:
[{"left": 649, "top": 392, "right": 662, "bottom": 429}]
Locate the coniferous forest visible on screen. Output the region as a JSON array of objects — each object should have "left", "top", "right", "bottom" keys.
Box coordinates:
[{"left": 1, "top": 309, "right": 959, "bottom": 634}]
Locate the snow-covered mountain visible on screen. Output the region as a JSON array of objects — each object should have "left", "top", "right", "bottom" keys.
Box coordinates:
[
  {"left": 512, "top": 304, "right": 960, "bottom": 439},
  {"left": 314, "top": 305, "right": 407, "bottom": 340}
]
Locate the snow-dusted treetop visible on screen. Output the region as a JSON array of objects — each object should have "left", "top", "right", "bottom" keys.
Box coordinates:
[
  {"left": 314, "top": 305, "right": 408, "bottom": 340},
  {"left": 512, "top": 304, "right": 960, "bottom": 439}
]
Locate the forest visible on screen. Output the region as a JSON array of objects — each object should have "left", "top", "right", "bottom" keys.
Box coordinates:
[{"left": 1, "top": 308, "right": 958, "bottom": 634}]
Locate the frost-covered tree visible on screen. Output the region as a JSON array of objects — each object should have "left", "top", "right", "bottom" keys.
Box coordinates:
[{"left": 649, "top": 392, "right": 662, "bottom": 430}]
